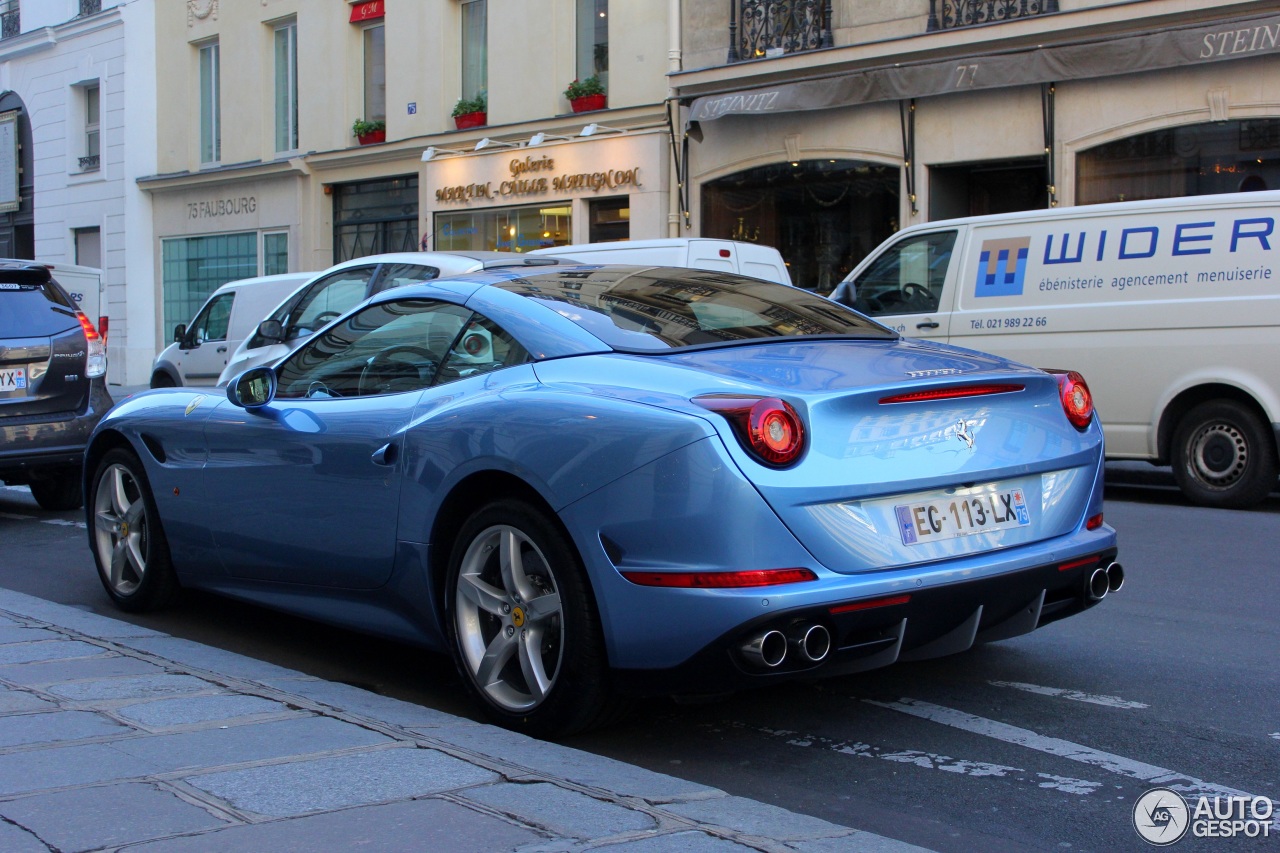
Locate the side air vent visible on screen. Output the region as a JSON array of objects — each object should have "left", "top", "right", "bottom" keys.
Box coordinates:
[{"left": 140, "top": 434, "right": 167, "bottom": 464}]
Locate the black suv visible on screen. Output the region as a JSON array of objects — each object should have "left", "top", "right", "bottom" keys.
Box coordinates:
[{"left": 0, "top": 261, "right": 113, "bottom": 509}]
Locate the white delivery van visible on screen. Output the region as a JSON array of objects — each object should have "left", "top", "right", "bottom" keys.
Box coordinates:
[
  {"left": 43, "top": 263, "right": 104, "bottom": 338},
  {"left": 150, "top": 272, "right": 314, "bottom": 388},
  {"left": 528, "top": 238, "right": 793, "bottom": 286},
  {"left": 834, "top": 190, "right": 1280, "bottom": 508}
]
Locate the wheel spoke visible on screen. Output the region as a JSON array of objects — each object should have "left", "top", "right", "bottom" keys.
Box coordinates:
[
  {"left": 94, "top": 510, "right": 119, "bottom": 534},
  {"left": 524, "top": 591, "right": 561, "bottom": 624},
  {"left": 124, "top": 533, "right": 146, "bottom": 580},
  {"left": 457, "top": 572, "right": 509, "bottom": 616},
  {"left": 110, "top": 467, "right": 131, "bottom": 517},
  {"left": 475, "top": 631, "right": 517, "bottom": 688},
  {"left": 110, "top": 541, "right": 129, "bottom": 588},
  {"left": 517, "top": 625, "right": 551, "bottom": 701},
  {"left": 498, "top": 529, "right": 537, "bottom": 601},
  {"left": 124, "top": 500, "right": 145, "bottom": 527}
]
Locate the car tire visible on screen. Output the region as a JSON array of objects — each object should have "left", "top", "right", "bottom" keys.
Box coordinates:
[
  {"left": 150, "top": 372, "right": 177, "bottom": 389},
  {"left": 88, "top": 448, "right": 181, "bottom": 612},
  {"left": 1171, "top": 400, "right": 1279, "bottom": 509},
  {"left": 444, "top": 498, "right": 620, "bottom": 737},
  {"left": 28, "top": 470, "right": 82, "bottom": 511}
]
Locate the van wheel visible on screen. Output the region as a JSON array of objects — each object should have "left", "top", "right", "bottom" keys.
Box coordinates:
[
  {"left": 150, "top": 372, "right": 177, "bottom": 389},
  {"left": 1172, "top": 401, "right": 1278, "bottom": 509}
]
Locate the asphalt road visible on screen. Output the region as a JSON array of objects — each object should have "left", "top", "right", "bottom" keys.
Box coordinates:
[{"left": 1, "top": 467, "right": 1277, "bottom": 852}]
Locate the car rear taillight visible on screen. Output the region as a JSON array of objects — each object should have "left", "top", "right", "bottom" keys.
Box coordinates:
[
  {"left": 77, "top": 311, "right": 107, "bottom": 378},
  {"left": 693, "top": 395, "right": 807, "bottom": 467},
  {"left": 1050, "top": 370, "right": 1093, "bottom": 429},
  {"left": 621, "top": 568, "right": 817, "bottom": 588}
]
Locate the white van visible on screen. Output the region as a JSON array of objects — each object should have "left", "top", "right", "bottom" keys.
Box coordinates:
[
  {"left": 151, "top": 272, "right": 314, "bottom": 388},
  {"left": 834, "top": 190, "right": 1280, "bottom": 508},
  {"left": 529, "top": 238, "right": 793, "bottom": 286},
  {"left": 43, "top": 263, "right": 104, "bottom": 337}
]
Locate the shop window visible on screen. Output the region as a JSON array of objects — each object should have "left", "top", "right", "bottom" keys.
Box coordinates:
[
  {"left": 461, "top": 0, "right": 487, "bottom": 102},
  {"left": 929, "top": 159, "right": 1047, "bottom": 220},
  {"left": 199, "top": 41, "right": 220, "bottom": 164},
  {"left": 333, "top": 176, "right": 418, "bottom": 262},
  {"left": 274, "top": 20, "right": 298, "bottom": 153},
  {"left": 263, "top": 231, "right": 289, "bottom": 275},
  {"left": 161, "top": 232, "right": 257, "bottom": 334},
  {"left": 434, "top": 203, "right": 570, "bottom": 253},
  {"left": 1077, "top": 119, "right": 1280, "bottom": 204},
  {"left": 702, "top": 160, "right": 899, "bottom": 294},
  {"left": 588, "top": 197, "right": 628, "bottom": 242},
  {"left": 576, "top": 0, "right": 608, "bottom": 90},
  {"left": 363, "top": 23, "right": 386, "bottom": 124}
]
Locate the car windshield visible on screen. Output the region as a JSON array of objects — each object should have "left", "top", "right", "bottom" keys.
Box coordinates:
[{"left": 495, "top": 267, "right": 894, "bottom": 352}]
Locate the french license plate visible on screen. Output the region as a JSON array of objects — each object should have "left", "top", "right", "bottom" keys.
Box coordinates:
[
  {"left": 0, "top": 367, "right": 26, "bottom": 392},
  {"left": 895, "top": 487, "right": 1030, "bottom": 545}
]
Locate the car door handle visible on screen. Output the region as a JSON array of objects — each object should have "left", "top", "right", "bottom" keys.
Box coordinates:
[
  {"left": 217, "top": 346, "right": 227, "bottom": 353},
  {"left": 371, "top": 442, "right": 399, "bottom": 466},
  {"left": 916, "top": 321, "right": 940, "bottom": 330}
]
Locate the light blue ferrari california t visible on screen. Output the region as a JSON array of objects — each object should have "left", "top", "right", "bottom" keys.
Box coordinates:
[{"left": 85, "top": 264, "right": 1120, "bottom": 736}]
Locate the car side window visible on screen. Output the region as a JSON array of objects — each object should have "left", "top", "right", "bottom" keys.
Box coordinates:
[
  {"left": 275, "top": 299, "right": 473, "bottom": 399},
  {"left": 436, "top": 314, "right": 530, "bottom": 386},
  {"left": 375, "top": 263, "right": 442, "bottom": 292},
  {"left": 190, "top": 292, "right": 234, "bottom": 344},
  {"left": 851, "top": 231, "right": 957, "bottom": 317},
  {"left": 285, "top": 267, "right": 375, "bottom": 339}
]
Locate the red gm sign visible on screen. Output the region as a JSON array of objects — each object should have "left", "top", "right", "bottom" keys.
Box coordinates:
[{"left": 350, "top": 0, "right": 385, "bottom": 23}]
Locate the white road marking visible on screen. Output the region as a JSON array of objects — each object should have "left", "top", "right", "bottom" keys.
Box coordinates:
[
  {"left": 868, "top": 698, "right": 1265, "bottom": 804},
  {"left": 989, "top": 680, "right": 1149, "bottom": 709},
  {"left": 724, "top": 722, "right": 1101, "bottom": 795},
  {"left": 1270, "top": 733, "right": 1280, "bottom": 742},
  {"left": 0, "top": 511, "right": 35, "bottom": 520},
  {"left": 41, "top": 518, "right": 87, "bottom": 529}
]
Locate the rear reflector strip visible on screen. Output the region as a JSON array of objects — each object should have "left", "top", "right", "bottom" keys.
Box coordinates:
[
  {"left": 1086, "top": 513, "right": 1104, "bottom": 530},
  {"left": 829, "top": 594, "right": 911, "bottom": 614},
  {"left": 880, "top": 384, "right": 1024, "bottom": 405},
  {"left": 1058, "top": 556, "right": 1100, "bottom": 572},
  {"left": 621, "top": 568, "right": 818, "bottom": 588}
]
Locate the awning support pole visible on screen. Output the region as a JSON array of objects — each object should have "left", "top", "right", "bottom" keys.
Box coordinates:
[{"left": 899, "top": 99, "right": 918, "bottom": 217}]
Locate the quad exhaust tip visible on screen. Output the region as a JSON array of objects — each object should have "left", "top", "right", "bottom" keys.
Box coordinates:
[
  {"left": 1105, "top": 562, "right": 1124, "bottom": 593},
  {"left": 741, "top": 629, "right": 787, "bottom": 668},
  {"left": 788, "top": 623, "right": 831, "bottom": 663}
]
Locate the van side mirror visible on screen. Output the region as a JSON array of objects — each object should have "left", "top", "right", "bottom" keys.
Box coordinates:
[
  {"left": 172, "top": 323, "right": 187, "bottom": 344},
  {"left": 227, "top": 366, "right": 277, "bottom": 410},
  {"left": 256, "top": 319, "right": 284, "bottom": 342}
]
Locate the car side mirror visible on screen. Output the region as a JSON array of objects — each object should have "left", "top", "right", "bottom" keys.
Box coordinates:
[
  {"left": 256, "top": 319, "right": 284, "bottom": 342},
  {"left": 172, "top": 323, "right": 187, "bottom": 344},
  {"left": 227, "top": 366, "right": 277, "bottom": 410}
]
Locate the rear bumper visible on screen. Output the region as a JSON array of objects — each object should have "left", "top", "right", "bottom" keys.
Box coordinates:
[
  {"left": 0, "top": 381, "right": 113, "bottom": 480},
  {"left": 612, "top": 546, "right": 1119, "bottom": 697}
]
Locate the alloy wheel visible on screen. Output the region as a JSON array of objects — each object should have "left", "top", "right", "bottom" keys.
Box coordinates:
[
  {"left": 454, "top": 524, "right": 564, "bottom": 713},
  {"left": 92, "top": 463, "right": 150, "bottom": 595}
]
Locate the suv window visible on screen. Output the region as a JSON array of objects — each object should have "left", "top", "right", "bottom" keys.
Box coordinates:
[{"left": 0, "top": 282, "right": 79, "bottom": 337}]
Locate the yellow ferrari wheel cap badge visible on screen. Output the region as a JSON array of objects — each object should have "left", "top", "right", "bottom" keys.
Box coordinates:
[{"left": 511, "top": 606, "right": 526, "bottom": 628}]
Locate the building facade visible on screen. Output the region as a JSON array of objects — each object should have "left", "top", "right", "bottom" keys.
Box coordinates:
[
  {"left": 138, "top": 0, "right": 674, "bottom": 387},
  {"left": 0, "top": 0, "right": 158, "bottom": 385},
  {"left": 671, "top": 0, "right": 1280, "bottom": 293}
]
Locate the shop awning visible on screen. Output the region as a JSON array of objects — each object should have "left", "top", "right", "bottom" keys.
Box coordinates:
[{"left": 687, "top": 12, "right": 1280, "bottom": 125}]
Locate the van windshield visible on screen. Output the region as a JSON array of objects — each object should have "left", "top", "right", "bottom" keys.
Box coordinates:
[
  {"left": 847, "top": 230, "right": 957, "bottom": 317},
  {"left": 496, "top": 266, "right": 894, "bottom": 352}
]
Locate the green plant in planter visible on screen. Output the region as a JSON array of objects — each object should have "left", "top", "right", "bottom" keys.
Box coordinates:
[
  {"left": 564, "top": 75, "right": 605, "bottom": 100},
  {"left": 352, "top": 118, "right": 385, "bottom": 137},
  {"left": 451, "top": 91, "right": 487, "bottom": 117}
]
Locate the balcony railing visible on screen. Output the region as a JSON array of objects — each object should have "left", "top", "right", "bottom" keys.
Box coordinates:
[
  {"left": 728, "top": 0, "right": 833, "bottom": 63},
  {"left": 928, "top": 0, "right": 1058, "bottom": 31},
  {"left": 1, "top": 9, "right": 18, "bottom": 40},
  {"left": 78, "top": 154, "right": 100, "bottom": 171},
  {"left": 80, "top": 0, "right": 102, "bottom": 16}
]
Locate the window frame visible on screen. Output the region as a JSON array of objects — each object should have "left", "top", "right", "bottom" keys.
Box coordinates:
[
  {"left": 362, "top": 22, "right": 386, "bottom": 124},
  {"left": 460, "top": 0, "right": 487, "bottom": 102},
  {"left": 273, "top": 20, "right": 299, "bottom": 154},
  {"left": 198, "top": 40, "right": 221, "bottom": 165},
  {"left": 83, "top": 82, "right": 100, "bottom": 171}
]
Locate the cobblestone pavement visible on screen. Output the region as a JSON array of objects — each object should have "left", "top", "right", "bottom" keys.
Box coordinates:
[{"left": 0, "top": 588, "right": 930, "bottom": 852}]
